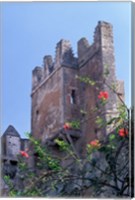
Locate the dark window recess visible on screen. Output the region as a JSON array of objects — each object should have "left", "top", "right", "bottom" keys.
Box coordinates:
[
  {"left": 49, "top": 65, "right": 54, "bottom": 73},
  {"left": 36, "top": 110, "right": 39, "bottom": 115},
  {"left": 82, "top": 112, "right": 86, "bottom": 117},
  {"left": 71, "top": 90, "right": 76, "bottom": 104},
  {"left": 10, "top": 160, "right": 17, "bottom": 166},
  {"left": 37, "top": 76, "right": 41, "bottom": 82}
]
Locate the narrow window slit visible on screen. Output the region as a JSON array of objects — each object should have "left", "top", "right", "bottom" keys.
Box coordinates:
[
  {"left": 36, "top": 110, "right": 39, "bottom": 115},
  {"left": 71, "top": 90, "right": 76, "bottom": 104}
]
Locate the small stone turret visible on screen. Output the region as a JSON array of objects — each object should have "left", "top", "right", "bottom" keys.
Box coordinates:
[
  {"left": 1, "top": 125, "right": 30, "bottom": 186},
  {"left": 2, "top": 125, "right": 21, "bottom": 158}
]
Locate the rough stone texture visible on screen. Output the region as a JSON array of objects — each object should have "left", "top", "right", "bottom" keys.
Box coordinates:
[
  {"left": 31, "top": 66, "right": 63, "bottom": 142},
  {"left": 21, "top": 138, "right": 29, "bottom": 151},
  {"left": 32, "top": 66, "right": 43, "bottom": 90},
  {"left": 1, "top": 125, "right": 30, "bottom": 181},
  {"left": 31, "top": 21, "right": 124, "bottom": 155},
  {"left": 2, "top": 125, "right": 21, "bottom": 158},
  {"left": 43, "top": 55, "right": 54, "bottom": 78}
]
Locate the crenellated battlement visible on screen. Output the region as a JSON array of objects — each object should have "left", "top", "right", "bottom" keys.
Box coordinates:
[
  {"left": 32, "top": 21, "right": 120, "bottom": 107},
  {"left": 32, "top": 66, "right": 43, "bottom": 90},
  {"left": 27, "top": 20, "right": 126, "bottom": 167},
  {"left": 54, "top": 39, "right": 78, "bottom": 68},
  {"left": 32, "top": 39, "right": 78, "bottom": 90},
  {"left": 43, "top": 55, "right": 54, "bottom": 78},
  {"left": 77, "top": 37, "right": 90, "bottom": 59}
]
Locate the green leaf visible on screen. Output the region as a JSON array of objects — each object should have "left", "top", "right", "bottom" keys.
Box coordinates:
[
  {"left": 76, "top": 76, "right": 96, "bottom": 86},
  {"left": 107, "top": 117, "right": 116, "bottom": 125},
  {"left": 54, "top": 138, "right": 69, "bottom": 151},
  {"left": 95, "top": 116, "right": 104, "bottom": 127},
  {"left": 4, "top": 175, "right": 10, "bottom": 182},
  {"left": 109, "top": 134, "right": 116, "bottom": 141},
  {"left": 24, "top": 132, "right": 31, "bottom": 138}
]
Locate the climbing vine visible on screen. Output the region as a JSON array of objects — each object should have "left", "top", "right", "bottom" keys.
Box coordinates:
[{"left": 3, "top": 69, "right": 132, "bottom": 198}]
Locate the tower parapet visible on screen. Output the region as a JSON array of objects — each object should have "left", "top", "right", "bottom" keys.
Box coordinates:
[
  {"left": 54, "top": 39, "right": 78, "bottom": 68},
  {"left": 96, "top": 21, "right": 117, "bottom": 111},
  {"left": 77, "top": 37, "right": 90, "bottom": 61},
  {"left": 32, "top": 39, "right": 78, "bottom": 92},
  {"left": 43, "top": 55, "right": 54, "bottom": 78},
  {"left": 32, "top": 66, "right": 43, "bottom": 90}
]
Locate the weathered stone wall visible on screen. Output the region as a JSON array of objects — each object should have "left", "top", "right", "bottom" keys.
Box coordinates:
[
  {"left": 99, "top": 22, "right": 118, "bottom": 111},
  {"left": 62, "top": 66, "right": 80, "bottom": 122},
  {"left": 6, "top": 135, "right": 21, "bottom": 157},
  {"left": 31, "top": 21, "right": 124, "bottom": 152},
  {"left": 2, "top": 125, "right": 21, "bottom": 159},
  {"left": 31, "top": 67, "right": 63, "bottom": 142},
  {"left": 75, "top": 21, "right": 118, "bottom": 151},
  {"left": 31, "top": 39, "right": 79, "bottom": 143}
]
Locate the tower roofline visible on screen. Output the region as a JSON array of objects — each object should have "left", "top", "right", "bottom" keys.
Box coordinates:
[{"left": 2, "top": 125, "right": 20, "bottom": 138}]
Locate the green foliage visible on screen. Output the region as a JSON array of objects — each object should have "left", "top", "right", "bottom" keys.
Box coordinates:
[
  {"left": 95, "top": 116, "right": 105, "bottom": 127},
  {"left": 107, "top": 117, "right": 117, "bottom": 125},
  {"left": 118, "top": 104, "right": 128, "bottom": 120},
  {"left": 18, "top": 162, "right": 28, "bottom": 171},
  {"left": 4, "top": 175, "right": 11, "bottom": 185},
  {"left": 76, "top": 75, "right": 96, "bottom": 86},
  {"left": 25, "top": 132, "right": 31, "bottom": 138},
  {"left": 99, "top": 98, "right": 108, "bottom": 106},
  {"left": 46, "top": 156, "right": 61, "bottom": 171},
  {"left": 70, "top": 120, "right": 80, "bottom": 129},
  {"left": 55, "top": 138, "right": 69, "bottom": 151},
  {"left": 3, "top": 68, "right": 130, "bottom": 197},
  {"left": 86, "top": 144, "right": 93, "bottom": 155},
  {"left": 109, "top": 134, "right": 116, "bottom": 141}
]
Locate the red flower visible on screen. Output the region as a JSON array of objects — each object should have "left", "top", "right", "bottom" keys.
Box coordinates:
[
  {"left": 118, "top": 128, "right": 128, "bottom": 137},
  {"left": 89, "top": 139, "right": 101, "bottom": 147},
  {"left": 98, "top": 91, "right": 109, "bottom": 100},
  {"left": 63, "top": 122, "right": 71, "bottom": 130},
  {"left": 20, "top": 151, "right": 29, "bottom": 158}
]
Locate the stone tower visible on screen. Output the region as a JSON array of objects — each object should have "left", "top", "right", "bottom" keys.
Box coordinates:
[
  {"left": 1, "top": 125, "right": 21, "bottom": 182},
  {"left": 31, "top": 21, "right": 124, "bottom": 154},
  {"left": 2, "top": 125, "right": 21, "bottom": 158}
]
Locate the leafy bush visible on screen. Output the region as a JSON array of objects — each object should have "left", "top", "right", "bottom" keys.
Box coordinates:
[{"left": 2, "top": 70, "right": 131, "bottom": 198}]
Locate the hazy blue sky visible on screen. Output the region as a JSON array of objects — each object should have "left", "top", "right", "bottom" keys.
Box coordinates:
[{"left": 1, "top": 2, "right": 131, "bottom": 137}]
